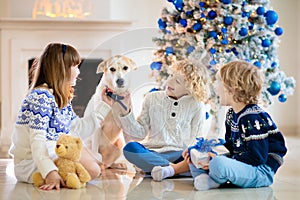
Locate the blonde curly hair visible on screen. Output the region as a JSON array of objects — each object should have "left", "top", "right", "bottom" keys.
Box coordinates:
[
  {"left": 171, "top": 60, "right": 210, "bottom": 102},
  {"left": 219, "top": 60, "right": 263, "bottom": 104}
]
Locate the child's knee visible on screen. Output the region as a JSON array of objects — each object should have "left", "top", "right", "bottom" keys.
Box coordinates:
[
  {"left": 87, "top": 164, "right": 101, "bottom": 179},
  {"left": 123, "top": 142, "right": 141, "bottom": 153},
  {"left": 209, "top": 156, "right": 228, "bottom": 175}
]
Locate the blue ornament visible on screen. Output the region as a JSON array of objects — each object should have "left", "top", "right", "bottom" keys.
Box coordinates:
[
  {"left": 158, "top": 18, "right": 167, "bottom": 30},
  {"left": 267, "top": 81, "right": 281, "bottom": 95},
  {"left": 271, "top": 62, "right": 277, "bottom": 68},
  {"left": 210, "top": 60, "right": 217, "bottom": 65},
  {"left": 205, "top": 112, "right": 210, "bottom": 120},
  {"left": 278, "top": 94, "right": 287, "bottom": 103},
  {"left": 210, "top": 48, "right": 216, "bottom": 54},
  {"left": 253, "top": 61, "right": 261, "bottom": 68},
  {"left": 262, "top": 39, "right": 271, "bottom": 47},
  {"left": 221, "top": 39, "right": 228, "bottom": 45},
  {"left": 179, "top": 19, "right": 187, "bottom": 27},
  {"left": 242, "top": 12, "right": 250, "bottom": 18},
  {"left": 231, "top": 47, "right": 238, "bottom": 56},
  {"left": 221, "top": 0, "right": 231, "bottom": 4},
  {"left": 186, "top": 11, "right": 193, "bottom": 16},
  {"left": 265, "top": 10, "right": 278, "bottom": 25},
  {"left": 221, "top": 27, "right": 227, "bottom": 33},
  {"left": 256, "top": 7, "right": 265, "bottom": 15},
  {"left": 275, "top": 27, "right": 283, "bottom": 36},
  {"left": 208, "top": 10, "right": 217, "bottom": 20},
  {"left": 193, "top": 22, "right": 202, "bottom": 32},
  {"left": 209, "top": 31, "right": 218, "bottom": 39},
  {"left": 239, "top": 27, "right": 248, "bottom": 36},
  {"left": 173, "top": 0, "right": 184, "bottom": 11},
  {"left": 248, "top": 22, "right": 254, "bottom": 30},
  {"left": 199, "top": 2, "right": 205, "bottom": 7},
  {"left": 187, "top": 46, "right": 195, "bottom": 54},
  {"left": 150, "top": 61, "right": 162, "bottom": 70},
  {"left": 224, "top": 16, "right": 233, "bottom": 25},
  {"left": 165, "top": 47, "right": 174, "bottom": 55},
  {"left": 167, "top": 0, "right": 174, "bottom": 2}
]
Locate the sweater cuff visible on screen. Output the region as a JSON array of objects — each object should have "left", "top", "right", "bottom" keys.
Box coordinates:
[
  {"left": 94, "top": 101, "right": 111, "bottom": 120},
  {"left": 119, "top": 109, "right": 134, "bottom": 123},
  {"left": 119, "top": 111, "right": 136, "bottom": 133},
  {"left": 39, "top": 159, "right": 58, "bottom": 179}
]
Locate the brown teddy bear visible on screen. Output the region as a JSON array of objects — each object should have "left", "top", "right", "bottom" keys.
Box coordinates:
[{"left": 32, "top": 134, "right": 91, "bottom": 189}]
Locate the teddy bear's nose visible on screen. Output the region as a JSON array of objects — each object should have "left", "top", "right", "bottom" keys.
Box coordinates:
[{"left": 56, "top": 145, "right": 60, "bottom": 148}]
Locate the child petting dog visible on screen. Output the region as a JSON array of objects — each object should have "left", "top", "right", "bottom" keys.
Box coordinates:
[
  {"left": 117, "top": 59, "right": 211, "bottom": 180},
  {"left": 9, "top": 43, "right": 114, "bottom": 190},
  {"left": 189, "top": 60, "right": 287, "bottom": 191}
]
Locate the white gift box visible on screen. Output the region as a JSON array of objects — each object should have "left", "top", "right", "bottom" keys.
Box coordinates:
[
  {"left": 190, "top": 145, "right": 229, "bottom": 169},
  {"left": 190, "top": 149, "right": 210, "bottom": 169}
]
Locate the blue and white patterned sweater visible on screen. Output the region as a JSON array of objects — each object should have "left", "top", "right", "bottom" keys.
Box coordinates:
[
  {"left": 17, "top": 88, "right": 76, "bottom": 140},
  {"left": 10, "top": 87, "right": 111, "bottom": 181},
  {"left": 224, "top": 104, "right": 287, "bottom": 173}
]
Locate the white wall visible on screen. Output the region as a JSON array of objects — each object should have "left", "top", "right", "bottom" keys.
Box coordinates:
[
  {"left": 268, "top": 0, "right": 299, "bottom": 135},
  {"left": 110, "top": 0, "right": 169, "bottom": 28}
]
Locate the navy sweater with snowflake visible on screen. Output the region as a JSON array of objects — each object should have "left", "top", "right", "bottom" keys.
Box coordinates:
[{"left": 224, "top": 104, "right": 287, "bottom": 173}]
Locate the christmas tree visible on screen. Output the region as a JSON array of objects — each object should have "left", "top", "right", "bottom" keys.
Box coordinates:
[{"left": 151, "top": 0, "right": 296, "bottom": 108}]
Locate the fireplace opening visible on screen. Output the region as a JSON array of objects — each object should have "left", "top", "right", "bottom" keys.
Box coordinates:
[{"left": 28, "top": 58, "right": 103, "bottom": 117}]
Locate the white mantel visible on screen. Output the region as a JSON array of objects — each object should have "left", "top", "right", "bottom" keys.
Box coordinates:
[{"left": 0, "top": 18, "right": 133, "bottom": 152}]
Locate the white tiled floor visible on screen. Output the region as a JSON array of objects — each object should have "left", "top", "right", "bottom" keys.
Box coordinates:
[{"left": 0, "top": 136, "right": 299, "bottom": 200}]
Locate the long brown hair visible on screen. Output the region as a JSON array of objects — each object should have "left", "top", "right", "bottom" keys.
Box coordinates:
[{"left": 30, "top": 43, "right": 81, "bottom": 109}]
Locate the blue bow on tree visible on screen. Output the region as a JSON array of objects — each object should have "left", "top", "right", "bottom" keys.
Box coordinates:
[{"left": 188, "top": 137, "right": 226, "bottom": 156}]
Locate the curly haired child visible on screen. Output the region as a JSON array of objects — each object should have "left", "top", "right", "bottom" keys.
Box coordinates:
[
  {"left": 189, "top": 60, "right": 287, "bottom": 190},
  {"left": 117, "top": 59, "right": 210, "bottom": 180}
]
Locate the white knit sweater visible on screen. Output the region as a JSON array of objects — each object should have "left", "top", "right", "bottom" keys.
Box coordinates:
[{"left": 119, "top": 91, "right": 206, "bottom": 153}]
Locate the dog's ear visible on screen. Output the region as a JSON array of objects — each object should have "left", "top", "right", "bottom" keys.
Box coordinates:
[
  {"left": 97, "top": 56, "right": 113, "bottom": 74},
  {"left": 126, "top": 58, "right": 138, "bottom": 70}
]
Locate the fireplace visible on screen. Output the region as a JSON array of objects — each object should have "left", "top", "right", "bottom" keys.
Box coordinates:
[{"left": 29, "top": 58, "right": 103, "bottom": 117}]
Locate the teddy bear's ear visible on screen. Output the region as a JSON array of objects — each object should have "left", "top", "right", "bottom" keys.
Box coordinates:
[{"left": 75, "top": 137, "right": 82, "bottom": 149}]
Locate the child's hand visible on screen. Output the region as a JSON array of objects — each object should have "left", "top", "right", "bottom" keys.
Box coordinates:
[
  {"left": 208, "top": 152, "right": 217, "bottom": 158},
  {"left": 197, "top": 152, "right": 217, "bottom": 170},
  {"left": 197, "top": 161, "right": 210, "bottom": 170},
  {"left": 118, "top": 91, "right": 132, "bottom": 115},
  {"left": 39, "top": 170, "right": 65, "bottom": 190},
  {"left": 182, "top": 149, "right": 192, "bottom": 164},
  {"left": 101, "top": 88, "right": 114, "bottom": 106}
]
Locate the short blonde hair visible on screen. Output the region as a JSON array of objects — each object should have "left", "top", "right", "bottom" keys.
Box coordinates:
[
  {"left": 171, "top": 60, "right": 210, "bottom": 102},
  {"left": 219, "top": 60, "right": 263, "bottom": 104}
]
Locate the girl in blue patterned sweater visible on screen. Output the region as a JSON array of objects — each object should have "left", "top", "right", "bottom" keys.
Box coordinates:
[
  {"left": 9, "top": 43, "right": 113, "bottom": 190},
  {"left": 189, "top": 60, "right": 287, "bottom": 190}
]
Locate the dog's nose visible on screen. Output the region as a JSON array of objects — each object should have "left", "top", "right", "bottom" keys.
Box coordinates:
[{"left": 116, "top": 78, "right": 124, "bottom": 87}]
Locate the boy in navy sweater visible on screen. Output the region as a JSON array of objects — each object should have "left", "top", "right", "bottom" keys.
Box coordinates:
[{"left": 189, "top": 60, "right": 287, "bottom": 191}]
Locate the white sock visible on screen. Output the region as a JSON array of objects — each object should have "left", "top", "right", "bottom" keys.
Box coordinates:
[
  {"left": 194, "top": 174, "right": 220, "bottom": 191},
  {"left": 151, "top": 166, "right": 175, "bottom": 181}
]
